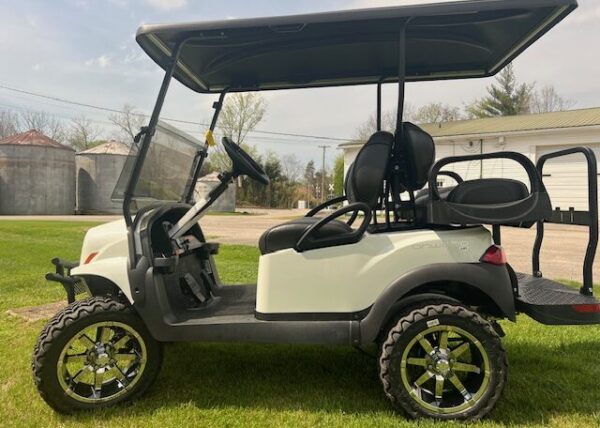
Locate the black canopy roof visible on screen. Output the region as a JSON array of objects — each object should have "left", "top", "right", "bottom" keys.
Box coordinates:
[{"left": 136, "top": 0, "right": 576, "bottom": 94}]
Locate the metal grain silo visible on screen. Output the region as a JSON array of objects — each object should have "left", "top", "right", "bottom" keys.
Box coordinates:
[
  {"left": 76, "top": 140, "right": 130, "bottom": 214},
  {"left": 195, "top": 172, "right": 236, "bottom": 212},
  {"left": 0, "top": 130, "right": 75, "bottom": 215}
]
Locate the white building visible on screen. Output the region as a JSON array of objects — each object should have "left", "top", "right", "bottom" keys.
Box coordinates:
[{"left": 340, "top": 108, "right": 600, "bottom": 211}]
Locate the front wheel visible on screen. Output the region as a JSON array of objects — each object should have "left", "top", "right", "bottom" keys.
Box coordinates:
[
  {"left": 32, "top": 296, "right": 162, "bottom": 413},
  {"left": 379, "top": 303, "right": 507, "bottom": 421}
]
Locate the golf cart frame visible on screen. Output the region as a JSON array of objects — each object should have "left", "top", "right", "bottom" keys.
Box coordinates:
[{"left": 38, "top": 0, "right": 600, "bottom": 419}]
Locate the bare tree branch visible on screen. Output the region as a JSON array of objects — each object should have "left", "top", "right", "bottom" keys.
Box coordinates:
[
  {"left": 530, "top": 85, "right": 576, "bottom": 114},
  {"left": 68, "top": 115, "right": 102, "bottom": 150},
  {"left": 0, "top": 109, "right": 21, "bottom": 139},
  {"left": 109, "top": 104, "right": 146, "bottom": 143},
  {"left": 218, "top": 93, "right": 267, "bottom": 145},
  {"left": 19, "top": 110, "right": 66, "bottom": 142}
]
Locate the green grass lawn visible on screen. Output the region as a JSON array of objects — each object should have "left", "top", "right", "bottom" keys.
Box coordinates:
[{"left": 0, "top": 221, "right": 599, "bottom": 427}]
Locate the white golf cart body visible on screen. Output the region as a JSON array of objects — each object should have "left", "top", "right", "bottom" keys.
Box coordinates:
[{"left": 72, "top": 218, "right": 492, "bottom": 313}]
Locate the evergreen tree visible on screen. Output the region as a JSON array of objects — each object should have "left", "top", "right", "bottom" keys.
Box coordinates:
[
  {"left": 333, "top": 154, "right": 345, "bottom": 196},
  {"left": 466, "top": 64, "right": 533, "bottom": 118}
]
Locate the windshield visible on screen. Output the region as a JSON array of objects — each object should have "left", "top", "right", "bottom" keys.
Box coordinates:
[{"left": 112, "top": 120, "right": 202, "bottom": 210}]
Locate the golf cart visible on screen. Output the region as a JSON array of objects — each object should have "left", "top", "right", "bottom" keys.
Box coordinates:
[{"left": 33, "top": 0, "right": 600, "bottom": 421}]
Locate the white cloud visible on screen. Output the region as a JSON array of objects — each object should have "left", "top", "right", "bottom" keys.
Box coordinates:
[
  {"left": 85, "top": 54, "right": 112, "bottom": 68},
  {"left": 32, "top": 64, "right": 41, "bottom": 71},
  {"left": 143, "top": 0, "right": 187, "bottom": 11}
]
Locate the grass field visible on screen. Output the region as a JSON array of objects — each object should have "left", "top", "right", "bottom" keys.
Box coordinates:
[{"left": 0, "top": 221, "right": 599, "bottom": 427}]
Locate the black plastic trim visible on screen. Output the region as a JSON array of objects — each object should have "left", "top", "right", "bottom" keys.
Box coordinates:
[
  {"left": 296, "top": 202, "right": 371, "bottom": 252},
  {"left": 359, "top": 262, "right": 515, "bottom": 344},
  {"left": 255, "top": 307, "right": 371, "bottom": 322}
]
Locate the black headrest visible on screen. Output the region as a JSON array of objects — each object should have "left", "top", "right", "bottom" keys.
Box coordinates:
[
  {"left": 397, "top": 122, "right": 436, "bottom": 191},
  {"left": 345, "top": 131, "right": 393, "bottom": 208}
]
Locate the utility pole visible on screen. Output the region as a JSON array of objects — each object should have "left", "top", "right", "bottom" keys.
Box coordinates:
[{"left": 318, "top": 145, "right": 330, "bottom": 203}]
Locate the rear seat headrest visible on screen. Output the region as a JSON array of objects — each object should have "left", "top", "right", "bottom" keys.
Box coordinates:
[
  {"left": 345, "top": 131, "right": 394, "bottom": 208},
  {"left": 396, "top": 122, "right": 436, "bottom": 191}
]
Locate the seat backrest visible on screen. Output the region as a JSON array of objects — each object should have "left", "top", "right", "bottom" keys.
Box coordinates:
[
  {"left": 345, "top": 131, "right": 394, "bottom": 208},
  {"left": 395, "top": 122, "right": 436, "bottom": 191}
]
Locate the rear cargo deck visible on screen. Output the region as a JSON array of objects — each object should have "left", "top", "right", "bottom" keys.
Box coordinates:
[{"left": 516, "top": 273, "right": 600, "bottom": 325}]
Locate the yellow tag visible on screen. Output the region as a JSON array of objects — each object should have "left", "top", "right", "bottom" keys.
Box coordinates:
[{"left": 205, "top": 129, "right": 216, "bottom": 147}]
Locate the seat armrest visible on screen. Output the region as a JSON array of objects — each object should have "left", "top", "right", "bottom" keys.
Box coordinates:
[
  {"left": 437, "top": 170, "right": 463, "bottom": 184},
  {"left": 428, "top": 151, "right": 545, "bottom": 201},
  {"left": 296, "top": 202, "right": 371, "bottom": 252},
  {"left": 305, "top": 195, "right": 347, "bottom": 217}
]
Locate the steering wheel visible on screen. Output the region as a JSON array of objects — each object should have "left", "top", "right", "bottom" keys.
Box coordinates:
[{"left": 222, "top": 137, "right": 270, "bottom": 185}]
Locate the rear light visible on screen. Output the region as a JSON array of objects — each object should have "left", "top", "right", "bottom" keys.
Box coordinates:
[
  {"left": 84, "top": 252, "right": 98, "bottom": 264},
  {"left": 572, "top": 304, "right": 600, "bottom": 313},
  {"left": 480, "top": 245, "right": 507, "bottom": 265}
]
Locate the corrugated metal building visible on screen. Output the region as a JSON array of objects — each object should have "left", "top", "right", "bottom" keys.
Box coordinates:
[
  {"left": 340, "top": 107, "right": 600, "bottom": 211},
  {"left": 0, "top": 130, "right": 76, "bottom": 215},
  {"left": 76, "top": 141, "right": 131, "bottom": 214},
  {"left": 194, "top": 172, "right": 236, "bottom": 212}
]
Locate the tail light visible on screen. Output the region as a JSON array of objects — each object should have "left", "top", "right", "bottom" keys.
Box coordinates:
[
  {"left": 480, "top": 245, "right": 507, "bottom": 265},
  {"left": 572, "top": 304, "right": 600, "bottom": 313}
]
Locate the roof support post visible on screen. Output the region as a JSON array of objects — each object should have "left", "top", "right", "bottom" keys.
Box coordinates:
[
  {"left": 122, "top": 41, "right": 184, "bottom": 226},
  {"left": 376, "top": 81, "right": 382, "bottom": 132},
  {"left": 184, "top": 89, "right": 228, "bottom": 203},
  {"left": 395, "top": 21, "right": 408, "bottom": 139},
  {"left": 387, "top": 21, "right": 410, "bottom": 225}
]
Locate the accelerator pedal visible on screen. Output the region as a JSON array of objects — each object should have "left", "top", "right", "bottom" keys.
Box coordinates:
[{"left": 182, "top": 273, "right": 209, "bottom": 304}]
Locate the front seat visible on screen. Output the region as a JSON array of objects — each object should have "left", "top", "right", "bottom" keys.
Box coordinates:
[{"left": 258, "top": 131, "right": 394, "bottom": 254}]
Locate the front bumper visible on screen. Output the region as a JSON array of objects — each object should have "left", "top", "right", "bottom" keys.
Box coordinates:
[{"left": 45, "top": 258, "right": 86, "bottom": 303}]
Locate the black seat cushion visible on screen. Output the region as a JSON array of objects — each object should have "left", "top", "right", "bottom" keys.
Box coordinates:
[
  {"left": 415, "top": 179, "right": 528, "bottom": 208},
  {"left": 446, "top": 178, "right": 529, "bottom": 205},
  {"left": 414, "top": 186, "right": 455, "bottom": 207},
  {"left": 259, "top": 217, "right": 352, "bottom": 255}
]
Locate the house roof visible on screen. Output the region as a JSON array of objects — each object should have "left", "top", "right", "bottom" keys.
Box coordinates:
[
  {"left": 0, "top": 130, "right": 75, "bottom": 151},
  {"left": 339, "top": 107, "right": 600, "bottom": 148},
  {"left": 77, "top": 140, "right": 130, "bottom": 155},
  {"left": 136, "top": 0, "right": 576, "bottom": 93}
]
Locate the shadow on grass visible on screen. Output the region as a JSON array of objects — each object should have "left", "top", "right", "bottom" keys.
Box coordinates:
[{"left": 63, "top": 339, "right": 600, "bottom": 425}]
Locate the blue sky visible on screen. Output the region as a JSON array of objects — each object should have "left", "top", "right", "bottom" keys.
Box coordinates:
[{"left": 1, "top": 0, "right": 599, "bottom": 166}]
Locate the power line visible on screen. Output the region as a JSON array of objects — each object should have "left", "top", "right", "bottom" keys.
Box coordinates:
[
  {"left": 0, "top": 83, "right": 351, "bottom": 142},
  {"left": 0, "top": 99, "right": 343, "bottom": 147}
]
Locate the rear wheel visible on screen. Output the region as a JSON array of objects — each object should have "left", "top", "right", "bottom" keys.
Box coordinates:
[
  {"left": 32, "top": 296, "right": 162, "bottom": 413},
  {"left": 379, "top": 303, "right": 507, "bottom": 421}
]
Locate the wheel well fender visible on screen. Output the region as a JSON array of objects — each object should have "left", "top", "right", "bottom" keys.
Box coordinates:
[
  {"left": 359, "top": 263, "right": 515, "bottom": 345},
  {"left": 78, "top": 275, "right": 127, "bottom": 301}
]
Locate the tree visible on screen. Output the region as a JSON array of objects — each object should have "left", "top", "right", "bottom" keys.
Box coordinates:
[
  {"left": 109, "top": 104, "right": 146, "bottom": 143},
  {"left": 332, "top": 154, "right": 345, "bottom": 196},
  {"left": 280, "top": 154, "right": 302, "bottom": 183},
  {"left": 466, "top": 63, "right": 533, "bottom": 118},
  {"left": 19, "top": 110, "right": 66, "bottom": 142},
  {"left": 218, "top": 93, "right": 267, "bottom": 144},
  {"left": 67, "top": 115, "right": 102, "bottom": 150},
  {"left": 354, "top": 110, "right": 397, "bottom": 143},
  {"left": 0, "top": 109, "right": 20, "bottom": 139},
  {"left": 303, "top": 160, "right": 316, "bottom": 200},
  {"left": 530, "top": 85, "right": 575, "bottom": 114},
  {"left": 413, "top": 102, "right": 462, "bottom": 124}
]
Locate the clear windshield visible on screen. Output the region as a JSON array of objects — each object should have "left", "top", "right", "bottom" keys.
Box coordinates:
[{"left": 112, "top": 120, "right": 202, "bottom": 209}]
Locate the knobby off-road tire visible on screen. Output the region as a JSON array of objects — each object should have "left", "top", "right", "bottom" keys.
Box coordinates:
[
  {"left": 379, "top": 303, "right": 507, "bottom": 421},
  {"left": 32, "top": 296, "right": 162, "bottom": 413}
]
